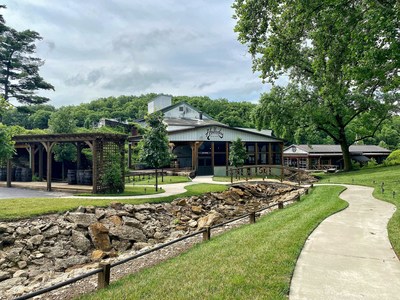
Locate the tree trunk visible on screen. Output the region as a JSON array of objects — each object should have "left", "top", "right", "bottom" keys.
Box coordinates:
[
  {"left": 62, "top": 161, "right": 65, "bottom": 181},
  {"left": 161, "top": 167, "right": 164, "bottom": 182},
  {"left": 155, "top": 168, "right": 158, "bottom": 191},
  {"left": 339, "top": 142, "right": 352, "bottom": 171}
]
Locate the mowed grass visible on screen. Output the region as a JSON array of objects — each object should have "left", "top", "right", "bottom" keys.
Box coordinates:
[
  {"left": 77, "top": 185, "right": 164, "bottom": 197},
  {"left": 317, "top": 165, "right": 400, "bottom": 257},
  {"left": 78, "top": 186, "right": 347, "bottom": 300},
  {"left": 0, "top": 183, "right": 228, "bottom": 221},
  {"left": 126, "top": 175, "right": 191, "bottom": 185}
]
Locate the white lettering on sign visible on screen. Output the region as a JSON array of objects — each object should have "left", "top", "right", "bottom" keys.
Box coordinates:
[{"left": 205, "top": 127, "right": 223, "bottom": 140}]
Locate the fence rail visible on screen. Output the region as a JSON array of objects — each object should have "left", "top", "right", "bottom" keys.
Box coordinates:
[{"left": 14, "top": 186, "right": 310, "bottom": 300}]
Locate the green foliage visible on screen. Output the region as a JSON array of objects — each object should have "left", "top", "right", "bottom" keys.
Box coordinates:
[
  {"left": 0, "top": 7, "right": 54, "bottom": 105},
  {"left": 53, "top": 143, "right": 77, "bottom": 163},
  {"left": 0, "top": 123, "right": 15, "bottom": 165},
  {"left": 363, "top": 158, "right": 378, "bottom": 169},
  {"left": 100, "top": 162, "right": 124, "bottom": 194},
  {"left": 48, "top": 107, "right": 77, "bottom": 134},
  {"left": 384, "top": 150, "right": 400, "bottom": 166},
  {"left": 233, "top": 1, "right": 399, "bottom": 170},
  {"left": 139, "top": 112, "right": 171, "bottom": 169},
  {"left": 229, "top": 137, "right": 247, "bottom": 167}
]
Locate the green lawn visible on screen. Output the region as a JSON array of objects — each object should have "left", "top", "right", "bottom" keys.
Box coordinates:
[
  {"left": 317, "top": 165, "right": 400, "bottom": 257},
  {"left": 77, "top": 185, "right": 164, "bottom": 197},
  {"left": 125, "top": 175, "right": 191, "bottom": 185},
  {"left": 78, "top": 186, "right": 347, "bottom": 300},
  {"left": 0, "top": 183, "right": 228, "bottom": 221}
]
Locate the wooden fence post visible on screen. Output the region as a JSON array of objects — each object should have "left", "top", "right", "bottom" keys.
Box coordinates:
[
  {"left": 249, "top": 212, "right": 256, "bottom": 224},
  {"left": 202, "top": 227, "right": 211, "bottom": 241},
  {"left": 98, "top": 263, "right": 110, "bottom": 290}
]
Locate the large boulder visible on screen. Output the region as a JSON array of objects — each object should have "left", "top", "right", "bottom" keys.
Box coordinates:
[
  {"left": 71, "top": 230, "right": 91, "bottom": 252},
  {"left": 197, "top": 211, "right": 223, "bottom": 229},
  {"left": 109, "top": 225, "right": 146, "bottom": 242},
  {"left": 88, "top": 223, "right": 111, "bottom": 251},
  {"left": 65, "top": 213, "right": 98, "bottom": 228}
]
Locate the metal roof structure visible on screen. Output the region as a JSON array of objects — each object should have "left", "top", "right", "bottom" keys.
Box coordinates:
[{"left": 284, "top": 144, "right": 391, "bottom": 156}]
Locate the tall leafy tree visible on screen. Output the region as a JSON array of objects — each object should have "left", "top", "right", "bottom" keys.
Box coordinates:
[
  {"left": 229, "top": 137, "right": 247, "bottom": 168},
  {"left": 233, "top": 0, "right": 399, "bottom": 170},
  {"left": 0, "top": 122, "right": 14, "bottom": 166},
  {"left": 0, "top": 6, "right": 54, "bottom": 112},
  {"left": 138, "top": 111, "right": 170, "bottom": 191},
  {"left": 48, "top": 107, "right": 77, "bottom": 180}
]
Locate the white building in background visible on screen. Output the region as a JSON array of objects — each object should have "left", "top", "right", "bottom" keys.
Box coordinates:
[{"left": 129, "top": 95, "right": 284, "bottom": 176}]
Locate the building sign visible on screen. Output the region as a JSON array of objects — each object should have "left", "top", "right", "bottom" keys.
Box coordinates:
[{"left": 205, "top": 126, "right": 223, "bottom": 140}]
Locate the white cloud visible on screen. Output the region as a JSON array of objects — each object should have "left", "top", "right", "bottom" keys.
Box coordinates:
[{"left": 2, "top": 0, "right": 279, "bottom": 107}]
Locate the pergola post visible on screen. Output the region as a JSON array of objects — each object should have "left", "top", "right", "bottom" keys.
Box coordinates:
[
  {"left": 76, "top": 142, "right": 82, "bottom": 170},
  {"left": 127, "top": 142, "right": 132, "bottom": 169},
  {"left": 38, "top": 145, "right": 44, "bottom": 180},
  {"left": 119, "top": 141, "right": 125, "bottom": 187},
  {"left": 29, "top": 144, "right": 36, "bottom": 177},
  {"left": 42, "top": 142, "right": 55, "bottom": 191},
  {"left": 92, "top": 140, "right": 98, "bottom": 194}
]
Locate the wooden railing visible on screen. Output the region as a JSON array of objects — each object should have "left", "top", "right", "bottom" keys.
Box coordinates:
[{"left": 228, "top": 165, "right": 307, "bottom": 184}]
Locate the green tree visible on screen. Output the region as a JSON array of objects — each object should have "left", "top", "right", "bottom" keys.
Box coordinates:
[
  {"left": 28, "top": 109, "right": 52, "bottom": 129},
  {"left": 138, "top": 111, "right": 170, "bottom": 191},
  {"left": 229, "top": 137, "right": 247, "bottom": 168},
  {"left": 0, "top": 7, "right": 54, "bottom": 109},
  {"left": 0, "top": 122, "right": 15, "bottom": 166},
  {"left": 48, "top": 107, "right": 77, "bottom": 180},
  {"left": 233, "top": 0, "right": 399, "bottom": 171}
]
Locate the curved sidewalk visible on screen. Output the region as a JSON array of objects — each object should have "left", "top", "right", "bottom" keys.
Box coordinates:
[{"left": 290, "top": 185, "right": 400, "bottom": 299}]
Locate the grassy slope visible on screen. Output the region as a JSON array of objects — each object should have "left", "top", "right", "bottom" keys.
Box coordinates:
[
  {"left": 0, "top": 183, "right": 227, "bottom": 221},
  {"left": 78, "top": 186, "right": 347, "bottom": 300},
  {"left": 317, "top": 165, "right": 400, "bottom": 257}
]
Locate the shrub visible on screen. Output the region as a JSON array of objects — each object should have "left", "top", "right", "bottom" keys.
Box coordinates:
[{"left": 384, "top": 149, "right": 400, "bottom": 166}]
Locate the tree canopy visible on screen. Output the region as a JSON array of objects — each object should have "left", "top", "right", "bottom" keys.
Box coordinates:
[
  {"left": 0, "top": 6, "right": 54, "bottom": 111},
  {"left": 233, "top": 0, "right": 399, "bottom": 170},
  {"left": 0, "top": 122, "right": 14, "bottom": 166},
  {"left": 229, "top": 137, "right": 247, "bottom": 168},
  {"left": 138, "top": 111, "right": 171, "bottom": 191}
]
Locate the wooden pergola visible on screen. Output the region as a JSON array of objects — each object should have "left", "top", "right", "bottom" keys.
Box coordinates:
[{"left": 8, "top": 133, "right": 127, "bottom": 193}]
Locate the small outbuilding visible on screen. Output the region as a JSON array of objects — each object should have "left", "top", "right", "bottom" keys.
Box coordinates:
[{"left": 283, "top": 144, "right": 391, "bottom": 170}]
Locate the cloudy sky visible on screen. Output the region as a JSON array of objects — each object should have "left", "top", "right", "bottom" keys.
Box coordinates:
[{"left": 3, "top": 0, "right": 278, "bottom": 107}]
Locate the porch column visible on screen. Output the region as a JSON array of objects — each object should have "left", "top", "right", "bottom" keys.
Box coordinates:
[
  {"left": 211, "top": 142, "right": 215, "bottom": 169},
  {"left": 268, "top": 143, "right": 272, "bottom": 165},
  {"left": 255, "top": 142, "right": 259, "bottom": 167}
]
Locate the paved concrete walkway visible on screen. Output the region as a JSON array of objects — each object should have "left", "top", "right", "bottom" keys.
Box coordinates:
[{"left": 290, "top": 185, "right": 400, "bottom": 300}]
